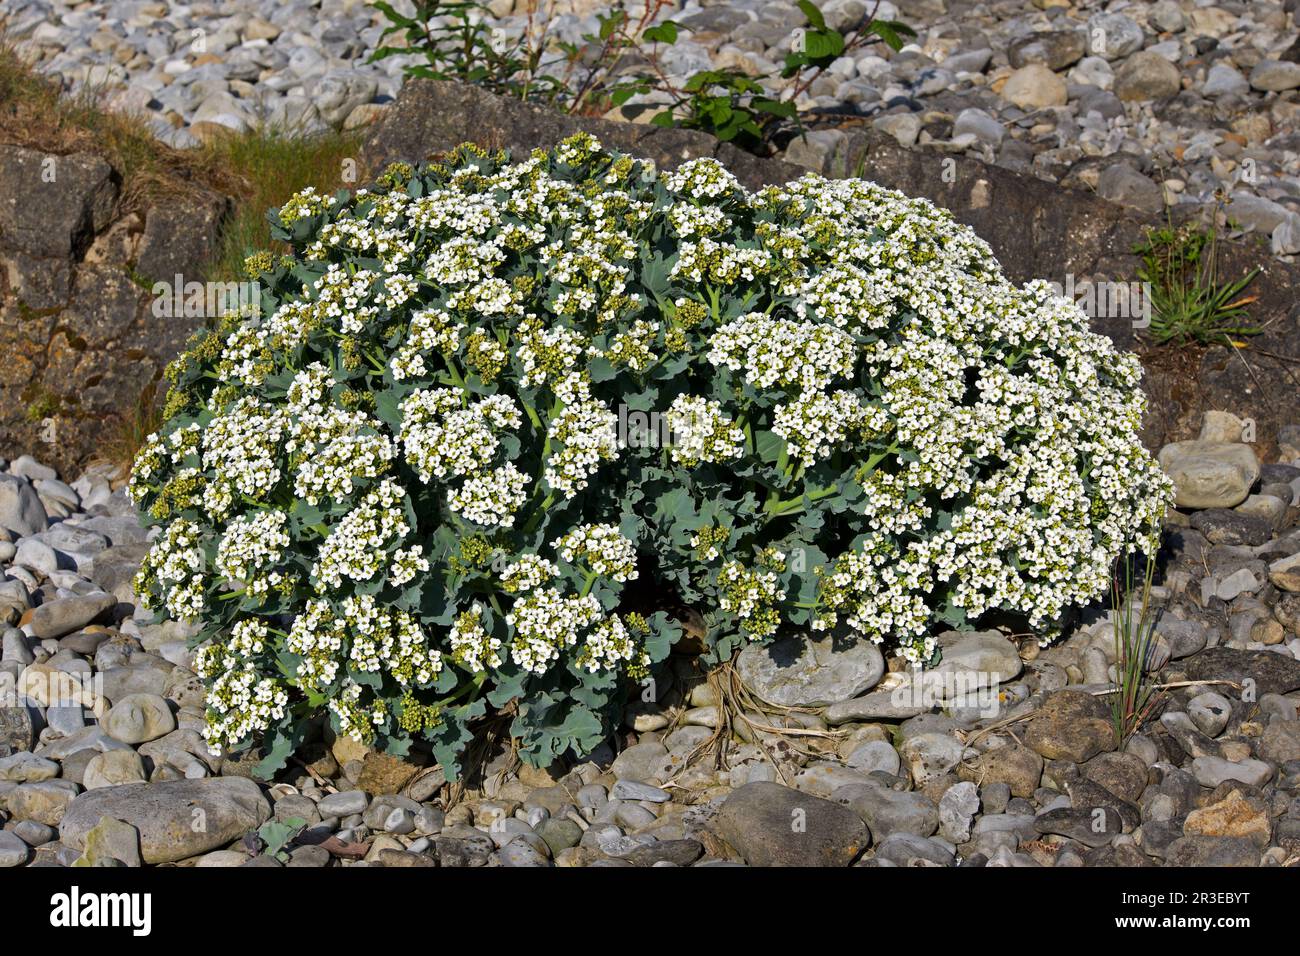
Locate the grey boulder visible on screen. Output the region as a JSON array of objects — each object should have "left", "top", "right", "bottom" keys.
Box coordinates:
[
  {"left": 59, "top": 777, "right": 272, "bottom": 864},
  {"left": 736, "top": 630, "right": 885, "bottom": 707}
]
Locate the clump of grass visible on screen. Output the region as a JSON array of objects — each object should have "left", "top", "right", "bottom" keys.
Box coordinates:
[
  {"left": 1134, "top": 197, "right": 1260, "bottom": 348},
  {"left": 0, "top": 41, "right": 368, "bottom": 282},
  {"left": 1109, "top": 553, "right": 1161, "bottom": 746},
  {"left": 22, "top": 386, "right": 61, "bottom": 423},
  {"left": 0, "top": 42, "right": 198, "bottom": 211},
  {"left": 98, "top": 380, "right": 164, "bottom": 477},
  {"left": 0, "top": 42, "right": 51, "bottom": 103},
  {"left": 197, "top": 126, "right": 365, "bottom": 282}
]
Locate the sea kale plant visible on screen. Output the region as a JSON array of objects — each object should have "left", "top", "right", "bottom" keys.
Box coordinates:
[{"left": 129, "top": 133, "right": 1173, "bottom": 778}]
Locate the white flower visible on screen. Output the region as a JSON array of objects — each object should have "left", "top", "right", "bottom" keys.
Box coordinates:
[
  {"left": 501, "top": 554, "right": 559, "bottom": 593},
  {"left": 450, "top": 603, "right": 501, "bottom": 673},
  {"left": 544, "top": 381, "right": 619, "bottom": 497},
  {"left": 400, "top": 389, "right": 521, "bottom": 483},
  {"left": 505, "top": 586, "right": 602, "bottom": 674},
  {"left": 215, "top": 509, "right": 290, "bottom": 598},
  {"left": 708, "top": 312, "right": 857, "bottom": 391}
]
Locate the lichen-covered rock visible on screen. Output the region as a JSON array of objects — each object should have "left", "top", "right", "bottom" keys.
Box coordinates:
[
  {"left": 0, "top": 147, "right": 116, "bottom": 259},
  {"left": 958, "top": 742, "right": 1044, "bottom": 797},
  {"left": 1180, "top": 647, "right": 1300, "bottom": 696},
  {"left": 1183, "top": 791, "right": 1272, "bottom": 847}
]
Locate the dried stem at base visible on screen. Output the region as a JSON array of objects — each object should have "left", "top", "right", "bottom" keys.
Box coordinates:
[{"left": 668, "top": 658, "right": 847, "bottom": 789}]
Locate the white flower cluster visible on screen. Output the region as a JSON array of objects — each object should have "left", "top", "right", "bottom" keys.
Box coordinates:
[
  {"left": 447, "top": 461, "right": 531, "bottom": 528},
  {"left": 717, "top": 559, "right": 781, "bottom": 640},
  {"left": 278, "top": 186, "right": 335, "bottom": 224},
  {"left": 663, "top": 157, "right": 743, "bottom": 200},
  {"left": 195, "top": 619, "right": 292, "bottom": 749},
  {"left": 399, "top": 389, "right": 521, "bottom": 482},
  {"left": 554, "top": 524, "right": 639, "bottom": 582},
  {"left": 285, "top": 599, "right": 345, "bottom": 688},
  {"left": 500, "top": 554, "right": 560, "bottom": 593},
  {"left": 773, "top": 390, "right": 883, "bottom": 469},
  {"left": 604, "top": 319, "right": 659, "bottom": 371},
  {"left": 666, "top": 395, "right": 745, "bottom": 467},
  {"left": 279, "top": 362, "right": 398, "bottom": 505},
  {"left": 390, "top": 546, "right": 430, "bottom": 587},
  {"left": 708, "top": 312, "right": 856, "bottom": 391},
  {"left": 391, "top": 307, "right": 461, "bottom": 380},
  {"left": 200, "top": 397, "right": 284, "bottom": 520},
  {"left": 449, "top": 604, "right": 503, "bottom": 673},
  {"left": 136, "top": 518, "right": 206, "bottom": 619},
  {"left": 504, "top": 586, "right": 603, "bottom": 674},
  {"left": 667, "top": 202, "right": 733, "bottom": 238},
  {"left": 310, "top": 264, "right": 380, "bottom": 335},
  {"left": 815, "top": 538, "right": 934, "bottom": 664},
  {"left": 516, "top": 319, "right": 587, "bottom": 387},
  {"left": 342, "top": 594, "right": 442, "bottom": 687},
  {"left": 202, "top": 670, "right": 290, "bottom": 750},
  {"left": 670, "top": 237, "right": 772, "bottom": 285},
  {"left": 312, "top": 478, "right": 411, "bottom": 589},
  {"left": 544, "top": 375, "right": 619, "bottom": 497},
  {"left": 293, "top": 428, "right": 395, "bottom": 506},
  {"left": 215, "top": 509, "right": 290, "bottom": 598},
  {"left": 328, "top": 683, "right": 387, "bottom": 743},
  {"left": 578, "top": 617, "right": 648, "bottom": 674}
]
